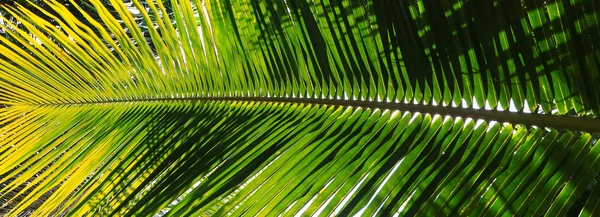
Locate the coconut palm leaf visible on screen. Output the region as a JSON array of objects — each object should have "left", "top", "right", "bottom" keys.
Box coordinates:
[{"left": 1, "top": 0, "right": 600, "bottom": 216}]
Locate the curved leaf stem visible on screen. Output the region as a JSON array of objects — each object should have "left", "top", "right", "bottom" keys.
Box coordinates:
[{"left": 33, "top": 96, "right": 600, "bottom": 133}]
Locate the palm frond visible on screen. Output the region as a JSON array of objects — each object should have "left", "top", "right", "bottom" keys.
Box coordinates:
[{"left": 1, "top": 0, "right": 600, "bottom": 216}]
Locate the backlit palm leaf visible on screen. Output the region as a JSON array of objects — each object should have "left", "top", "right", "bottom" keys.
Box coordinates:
[{"left": 1, "top": 0, "right": 600, "bottom": 216}]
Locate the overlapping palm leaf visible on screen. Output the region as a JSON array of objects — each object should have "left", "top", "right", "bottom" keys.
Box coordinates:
[{"left": 1, "top": 0, "right": 600, "bottom": 216}]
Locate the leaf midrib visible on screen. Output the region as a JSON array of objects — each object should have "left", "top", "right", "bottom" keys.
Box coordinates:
[{"left": 24, "top": 96, "right": 600, "bottom": 133}]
